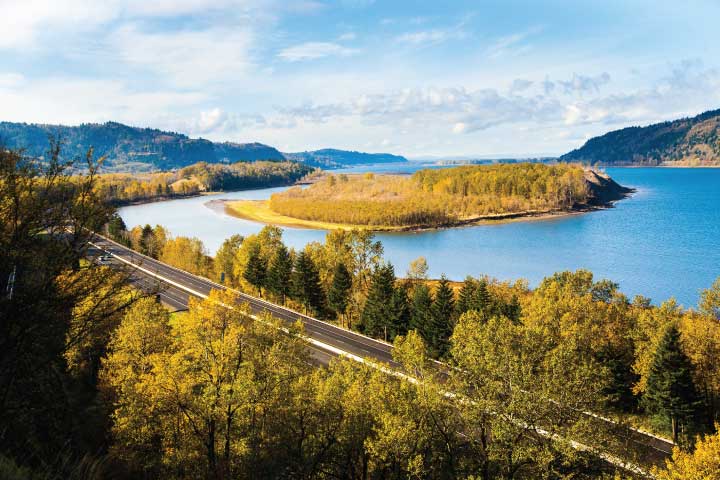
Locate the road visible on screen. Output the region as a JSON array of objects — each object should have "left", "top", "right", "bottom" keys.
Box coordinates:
[
  {"left": 89, "top": 234, "right": 675, "bottom": 470},
  {"left": 89, "top": 235, "right": 398, "bottom": 369}
]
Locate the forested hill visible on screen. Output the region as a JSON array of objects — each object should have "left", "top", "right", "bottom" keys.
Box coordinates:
[
  {"left": 560, "top": 108, "right": 720, "bottom": 166},
  {"left": 283, "top": 148, "right": 407, "bottom": 168},
  {"left": 0, "top": 121, "right": 284, "bottom": 171}
]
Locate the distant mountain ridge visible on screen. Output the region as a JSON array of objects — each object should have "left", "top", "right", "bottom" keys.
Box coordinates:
[
  {"left": 282, "top": 148, "right": 407, "bottom": 168},
  {"left": 0, "top": 121, "right": 406, "bottom": 172},
  {"left": 560, "top": 108, "right": 720, "bottom": 166}
]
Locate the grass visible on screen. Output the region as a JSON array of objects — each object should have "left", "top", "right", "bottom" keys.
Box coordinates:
[{"left": 225, "top": 200, "right": 404, "bottom": 231}]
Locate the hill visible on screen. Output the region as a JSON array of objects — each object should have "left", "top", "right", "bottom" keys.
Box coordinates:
[
  {"left": 282, "top": 148, "right": 407, "bottom": 168},
  {"left": 0, "top": 121, "right": 284, "bottom": 171},
  {"left": 560, "top": 108, "right": 720, "bottom": 166}
]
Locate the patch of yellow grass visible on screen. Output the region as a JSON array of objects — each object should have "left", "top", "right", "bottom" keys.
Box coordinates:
[{"left": 225, "top": 200, "right": 402, "bottom": 231}]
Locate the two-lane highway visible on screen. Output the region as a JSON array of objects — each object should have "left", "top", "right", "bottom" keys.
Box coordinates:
[{"left": 90, "top": 235, "right": 400, "bottom": 370}]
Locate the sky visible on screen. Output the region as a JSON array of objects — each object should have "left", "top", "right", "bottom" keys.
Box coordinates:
[{"left": 1, "top": 0, "right": 719, "bottom": 157}]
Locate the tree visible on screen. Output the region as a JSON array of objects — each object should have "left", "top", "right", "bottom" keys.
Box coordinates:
[
  {"left": 160, "top": 235, "right": 211, "bottom": 276},
  {"left": 0, "top": 142, "right": 124, "bottom": 476},
  {"left": 455, "top": 276, "right": 477, "bottom": 317},
  {"left": 428, "top": 276, "right": 455, "bottom": 357},
  {"left": 214, "top": 234, "right": 243, "bottom": 285},
  {"left": 266, "top": 243, "right": 292, "bottom": 302},
  {"left": 361, "top": 263, "right": 397, "bottom": 340},
  {"left": 654, "top": 426, "right": 720, "bottom": 479},
  {"left": 291, "top": 251, "right": 325, "bottom": 315},
  {"left": 106, "top": 213, "right": 127, "bottom": 243},
  {"left": 389, "top": 282, "right": 411, "bottom": 340},
  {"left": 699, "top": 277, "right": 720, "bottom": 320},
  {"left": 410, "top": 283, "right": 433, "bottom": 340},
  {"left": 327, "top": 262, "right": 352, "bottom": 321},
  {"left": 406, "top": 256, "right": 429, "bottom": 282},
  {"left": 645, "top": 324, "right": 703, "bottom": 444},
  {"left": 243, "top": 242, "right": 267, "bottom": 295}
]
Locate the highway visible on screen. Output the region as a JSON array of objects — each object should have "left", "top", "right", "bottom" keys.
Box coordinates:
[
  {"left": 89, "top": 235, "right": 397, "bottom": 369},
  {"left": 89, "top": 234, "right": 675, "bottom": 471}
]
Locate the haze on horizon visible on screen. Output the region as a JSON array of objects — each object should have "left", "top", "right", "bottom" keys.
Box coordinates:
[{"left": 2, "top": 0, "right": 719, "bottom": 158}]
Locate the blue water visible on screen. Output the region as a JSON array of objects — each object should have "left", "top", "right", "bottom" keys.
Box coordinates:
[{"left": 118, "top": 167, "right": 720, "bottom": 307}]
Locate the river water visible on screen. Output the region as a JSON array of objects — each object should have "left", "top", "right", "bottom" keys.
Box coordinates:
[{"left": 118, "top": 166, "right": 720, "bottom": 307}]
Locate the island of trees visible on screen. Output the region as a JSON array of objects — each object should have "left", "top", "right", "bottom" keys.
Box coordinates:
[
  {"left": 226, "top": 163, "right": 631, "bottom": 230},
  {"left": 2, "top": 144, "right": 718, "bottom": 479},
  {"left": 93, "top": 159, "right": 314, "bottom": 205}
]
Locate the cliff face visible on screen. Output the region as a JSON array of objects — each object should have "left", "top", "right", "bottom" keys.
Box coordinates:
[
  {"left": 583, "top": 169, "right": 634, "bottom": 206},
  {"left": 560, "top": 109, "right": 720, "bottom": 166}
]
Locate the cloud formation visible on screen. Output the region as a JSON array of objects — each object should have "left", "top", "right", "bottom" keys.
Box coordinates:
[{"left": 277, "top": 42, "right": 359, "bottom": 61}]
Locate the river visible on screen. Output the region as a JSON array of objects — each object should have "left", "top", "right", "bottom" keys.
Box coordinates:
[{"left": 118, "top": 165, "right": 720, "bottom": 307}]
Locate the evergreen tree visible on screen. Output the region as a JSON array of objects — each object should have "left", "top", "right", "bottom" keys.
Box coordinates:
[
  {"left": 266, "top": 244, "right": 292, "bottom": 302},
  {"left": 472, "top": 278, "right": 492, "bottom": 316},
  {"left": 291, "top": 251, "right": 325, "bottom": 315},
  {"left": 410, "top": 283, "right": 433, "bottom": 340},
  {"left": 106, "top": 213, "right": 127, "bottom": 243},
  {"left": 389, "top": 282, "right": 411, "bottom": 340},
  {"left": 456, "top": 276, "right": 478, "bottom": 317},
  {"left": 360, "top": 263, "right": 396, "bottom": 339},
  {"left": 139, "top": 224, "right": 155, "bottom": 256},
  {"left": 500, "top": 294, "right": 522, "bottom": 322},
  {"left": 428, "top": 276, "right": 455, "bottom": 357},
  {"left": 645, "top": 324, "right": 702, "bottom": 444},
  {"left": 243, "top": 243, "right": 267, "bottom": 295},
  {"left": 328, "top": 262, "right": 352, "bottom": 319}
]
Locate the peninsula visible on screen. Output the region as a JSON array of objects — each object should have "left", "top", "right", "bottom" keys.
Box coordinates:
[{"left": 223, "top": 163, "right": 633, "bottom": 231}]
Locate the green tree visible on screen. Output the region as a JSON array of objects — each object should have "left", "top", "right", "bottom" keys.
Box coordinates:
[
  {"left": 410, "top": 283, "right": 434, "bottom": 340},
  {"left": 327, "top": 262, "right": 352, "bottom": 320},
  {"left": 645, "top": 324, "right": 703, "bottom": 444},
  {"left": 243, "top": 242, "right": 267, "bottom": 295},
  {"left": 266, "top": 243, "right": 293, "bottom": 302},
  {"left": 360, "top": 263, "right": 397, "bottom": 340},
  {"left": 389, "top": 282, "right": 411, "bottom": 340},
  {"left": 455, "top": 276, "right": 477, "bottom": 317},
  {"left": 291, "top": 251, "right": 325, "bottom": 315},
  {"left": 428, "top": 276, "right": 455, "bottom": 357}
]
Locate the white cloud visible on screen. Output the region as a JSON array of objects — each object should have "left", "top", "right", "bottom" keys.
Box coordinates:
[
  {"left": 485, "top": 27, "right": 541, "bottom": 59},
  {"left": 110, "top": 24, "right": 255, "bottom": 87},
  {"left": 396, "top": 29, "right": 459, "bottom": 45},
  {"left": 277, "top": 42, "right": 359, "bottom": 61}
]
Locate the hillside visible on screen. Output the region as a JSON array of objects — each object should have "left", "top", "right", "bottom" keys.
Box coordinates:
[
  {"left": 0, "top": 121, "right": 284, "bottom": 171},
  {"left": 283, "top": 148, "right": 407, "bottom": 168},
  {"left": 560, "top": 108, "right": 720, "bottom": 166}
]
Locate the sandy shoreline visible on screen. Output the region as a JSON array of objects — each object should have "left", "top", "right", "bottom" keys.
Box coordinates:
[{"left": 211, "top": 198, "right": 627, "bottom": 233}]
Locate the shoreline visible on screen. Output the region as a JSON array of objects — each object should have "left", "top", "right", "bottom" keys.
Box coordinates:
[{"left": 215, "top": 197, "right": 630, "bottom": 233}]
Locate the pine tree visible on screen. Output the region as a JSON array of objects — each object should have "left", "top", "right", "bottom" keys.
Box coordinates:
[
  {"left": 472, "top": 278, "right": 491, "bottom": 316},
  {"left": 428, "top": 276, "right": 455, "bottom": 358},
  {"left": 501, "top": 294, "right": 522, "bottom": 322},
  {"left": 410, "top": 283, "right": 433, "bottom": 340},
  {"left": 328, "top": 262, "right": 352, "bottom": 319},
  {"left": 360, "top": 263, "right": 396, "bottom": 339},
  {"left": 645, "top": 324, "right": 702, "bottom": 444},
  {"left": 455, "top": 276, "right": 477, "bottom": 317},
  {"left": 291, "top": 251, "right": 325, "bottom": 316},
  {"left": 243, "top": 243, "right": 267, "bottom": 295},
  {"left": 389, "top": 282, "right": 411, "bottom": 340},
  {"left": 266, "top": 244, "right": 292, "bottom": 302}
]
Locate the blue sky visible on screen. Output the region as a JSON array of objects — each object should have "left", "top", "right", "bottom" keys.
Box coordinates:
[{"left": 1, "top": 0, "right": 719, "bottom": 157}]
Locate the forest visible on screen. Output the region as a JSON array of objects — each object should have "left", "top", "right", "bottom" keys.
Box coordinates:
[
  {"left": 93, "top": 160, "right": 314, "bottom": 205},
  {"left": 268, "top": 163, "right": 594, "bottom": 228},
  {"left": 2, "top": 143, "right": 719, "bottom": 479}
]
